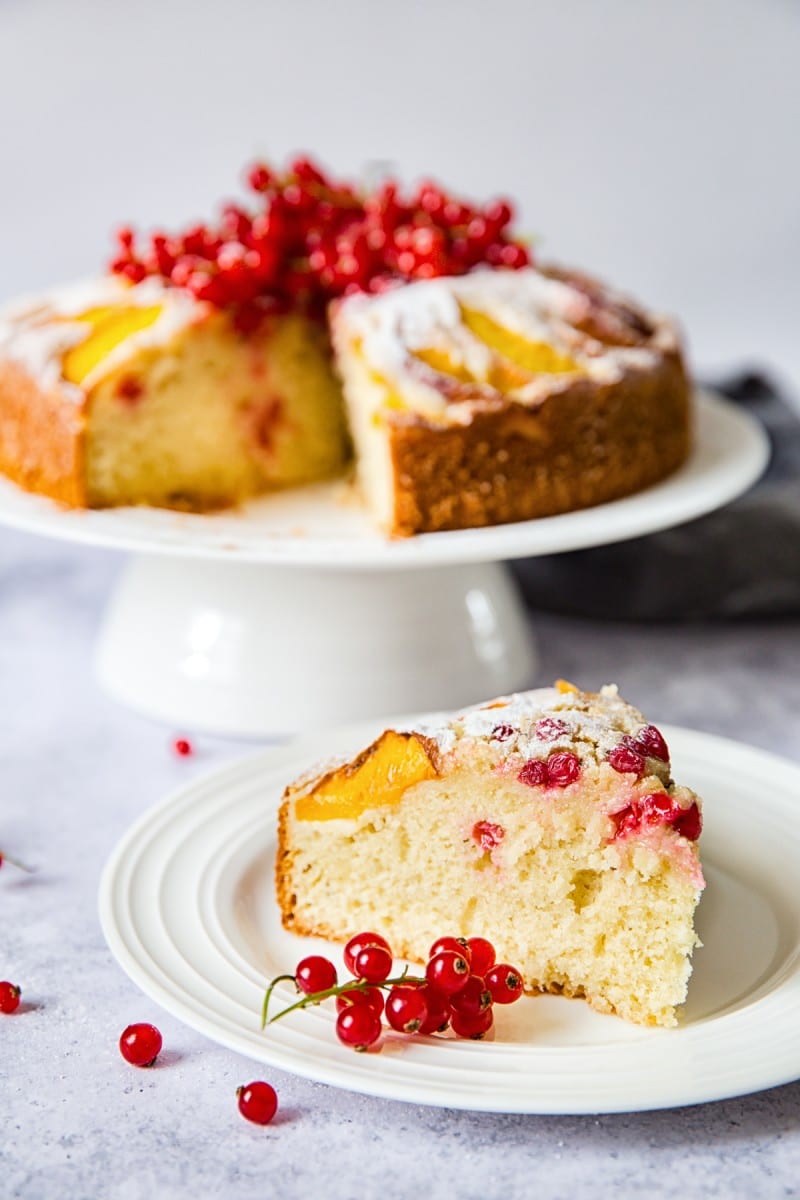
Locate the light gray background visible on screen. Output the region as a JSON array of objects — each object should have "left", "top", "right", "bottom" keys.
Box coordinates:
[
  {"left": 1, "top": 0, "right": 799, "bottom": 390},
  {"left": 1, "top": 3, "right": 799, "bottom": 1197}
]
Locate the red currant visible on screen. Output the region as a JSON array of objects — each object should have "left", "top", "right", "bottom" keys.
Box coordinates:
[
  {"left": 354, "top": 944, "right": 393, "bottom": 984},
  {"left": 637, "top": 725, "right": 669, "bottom": 761},
  {"left": 673, "top": 802, "right": 702, "bottom": 841},
  {"left": 466, "top": 937, "right": 496, "bottom": 978},
  {"left": 295, "top": 955, "right": 337, "bottom": 995},
  {"left": 417, "top": 984, "right": 451, "bottom": 1035},
  {"left": 449, "top": 974, "right": 492, "bottom": 1019},
  {"left": 491, "top": 723, "right": 515, "bottom": 742},
  {"left": 237, "top": 1081, "right": 278, "bottom": 1125},
  {"left": 426, "top": 951, "right": 470, "bottom": 996},
  {"left": 607, "top": 744, "right": 645, "bottom": 777},
  {"left": 518, "top": 759, "right": 549, "bottom": 787},
  {"left": 173, "top": 737, "right": 193, "bottom": 757},
  {"left": 247, "top": 163, "right": 274, "bottom": 193},
  {"left": 335, "top": 987, "right": 384, "bottom": 1018},
  {"left": 546, "top": 752, "right": 581, "bottom": 788},
  {"left": 385, "top": 985, "right": 428, "bottom": 1034},
  {"left": 472, "top": 821, "right": 504, "bottom": 852},
  {"left": 343, "top": 931, "right": 391, "bottom": 975},
  {"left": 119, "top": 1022, "right": 162, "bottom": 1067},
  {"left": 336, "top": 1004, "right": 382, "bottom": 1051},
  {"left": 428, "top": 936, "right": 471, "bottom": 962},
  {"left": 534, "top": 717, "right": 568, "bottom": 741},
  {"left": 0, "top": 982, "right": 21, "bottom": 1014},
  {"left": 450, "top": 1007, "right": 494, "bottom": 1040},
  {"left": 485, "top": 965, "right": 524, "bottom": 1005}
]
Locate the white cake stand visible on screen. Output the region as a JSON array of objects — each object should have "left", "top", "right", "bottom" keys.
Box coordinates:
[{"left": 0, "top": 390, "right": 769, "bottom": 736}]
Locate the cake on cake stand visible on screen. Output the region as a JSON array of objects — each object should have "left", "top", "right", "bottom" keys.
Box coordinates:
[{"left": 0, "top": 391, "right": 768, "bottom": 737}]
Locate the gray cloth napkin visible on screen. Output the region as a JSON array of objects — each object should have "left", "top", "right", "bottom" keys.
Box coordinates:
[{"left": 512, "top": 373, "right": 800, "bottom": 620}]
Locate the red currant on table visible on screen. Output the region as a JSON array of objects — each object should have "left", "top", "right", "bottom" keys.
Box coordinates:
[
  {"left": 295, "top": 955, "right": 337, "bottom": 995},
  {"left": 385, "top": 985, "right": 428, "bottom": 1034},
  {"left": 237, "top": 1080, "right": 278, "bottom": 1125},
  {"left": 426, "top": 950, "right": 470, "bottom": 996},
  {"left": 119, "top": 1022, "right": 163, "bottom": 1067},
  {"left": 354, "top": 944, "right": 393, "bottom": 984},
  {"left": 0, "top": 982, "right": 21, "bottom": 1013},
  {"left": 485, "top": 964, "right": 524, "bottom": 1005},
  {"left": 429, "top": 936, "right": 471, "bottom": 963},
  {"left": 450, "top": 1006, "right": 494, "bottom": 1040},
  {"left": 466, "top": 937, "right": 496, "bottom": 978},
  {"left": 336, "top": 1004, "right": 382, "bottom": 1050},
  {"left": 343, "top": 931, "right": 391, "bottom": 975},
  {"left": 173, "top": 737, "right": 193, "bottom": 757}
]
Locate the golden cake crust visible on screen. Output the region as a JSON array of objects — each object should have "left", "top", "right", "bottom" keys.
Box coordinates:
[
  {"left": 0, "top": 359, "right": 88, "bottom": 506},
  {"left": 384, "top": 337, "right": 689, "bottom": 536}
]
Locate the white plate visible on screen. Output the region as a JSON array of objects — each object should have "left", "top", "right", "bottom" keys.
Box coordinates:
[
  {"left": 0, "top": 391, "right": 768, "bottom": 568},
  {"left": 100, "top": 719, "right": 800, "bottom": 1114}
]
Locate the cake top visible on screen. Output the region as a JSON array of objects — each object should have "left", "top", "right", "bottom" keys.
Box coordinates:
[
  {"left": 411, "top": 681, "right": 672, "bottom": 784},
  {"left": 333, "top": 266, "right": 681, "bottom": 421}
]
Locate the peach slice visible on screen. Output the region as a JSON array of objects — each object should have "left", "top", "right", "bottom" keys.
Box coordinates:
[
  {"left": 295, "top": 730, "right": 439, "bottom": 822},
  {"left": 62, "top": 305, "right": 163, "bottom": 384},
  {"left": 461, "top": 306, "right": 581, "bottom": 376}
]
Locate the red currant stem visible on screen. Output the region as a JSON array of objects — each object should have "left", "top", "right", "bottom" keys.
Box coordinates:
[
  {"left": 260, "top": 974, "right": 299, "bottom": 1029},
  {"left": 0, "top": 851, "right": 34, "bottom": 873},
  {"left": 262, "top": 967, "right": 421, "bottom": 1027}
]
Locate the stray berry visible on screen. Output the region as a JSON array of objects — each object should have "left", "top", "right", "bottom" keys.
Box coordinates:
[
  {"left": 295, "top": 955, "right": 337, "bottom": 995},
  {"left": 343, "top": 931, "right": 391, "bottom": 975},
  {"left": 426, "top": 950, "right": 470, "bottom": 996},
  {"left": 237, "top": 1080, "right": 278, "bottom": 1125},
  {"left": 354, "top": 944, "right": 393, "bottom": 984},
  {"left": 450, "top": 1007, "right": 494, "bottom": 1040},
  {"left": 336, "top": 1004, "right": 382, "bottom": 1050},
  {"left": 466, "top": 937, "right": 496, "bottom": 978},
  {"left": 485, "top": 965, "right": 524, "bottom": 1005},
  {"left": 119, "top": 1022, "right": 162, "bottom": 1067},
  {"left": 385, "top": 985, "right": 428, "bottom": 1034},
  {"left": 0, "top": 982, "right": 21, "bottom": 1014},
  {"left": 173, "top": 737, "right": 193, "bottom": 757}
]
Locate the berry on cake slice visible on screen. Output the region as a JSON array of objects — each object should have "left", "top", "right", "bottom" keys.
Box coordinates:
[{"left": 276, "top": 683, "right": 704, "bottom": 1028}]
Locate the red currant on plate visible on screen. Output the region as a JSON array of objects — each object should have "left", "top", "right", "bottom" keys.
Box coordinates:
[
  {"left": 354, "top": 944, "right": 393, "bottom": 984},
  {"left": 173, "top": 737, "right": 193, "bottom": 757},
  {"left": 343, "top": 931, "right": 391, "bottom": 975},
  {"left": 429, "top": 936, "right": 471, "bottom": 963},
  {"left": 0, "top": 981, "right": 21, "bottom": 1014},
  {"left": 385, "top": 985, "right": 428, "bottom": 1034},
  {"left": 237, "top": 1081, "right": 278, "bottom": 1125},
  {"left": 336, "top": 1004, "right": 382, "bottom": 1051},
  {"left": 295, "top": 955, "right": 337, "bottom": 995},
  {"left": 417, "top": 984, "right": 451, "bottom": 1035},
  {"left": 449, "top": 974, "right": 492, "bottom": 1019},
  {"left": 485, "top": 964, "right": 524, "bottom": 1004},
  {"left": 426, "top": 950, "right": 470, "bottom": 996},
  {"left": 119, "top": 1022, "right": 163, "bottom": 1067},
  {"left": 335, "top": 986, "right": 385, "bottom": 1018},
  {"left": 450, "top": 1006, "right": 494, "bottom": 1040},
  {"left": 466, "top": 937, "right": 496, "bottom": 978}
]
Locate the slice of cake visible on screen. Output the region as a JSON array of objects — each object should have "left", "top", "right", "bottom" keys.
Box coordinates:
[
  {"left": 277, "top": 683, "right": 704, "bottom": 1027},
  {"left": 0, "top": 276, "right": 348, "bottom": 509},
  {"left": 330, "top": 266, "right": 691, "bottom": 535}
]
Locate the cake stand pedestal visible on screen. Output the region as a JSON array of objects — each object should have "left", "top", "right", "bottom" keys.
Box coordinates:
[
  {"left": 94, "top": 558, "right": 535, "bottom": 737},
  {"left": 0, "top": 391, "right": 769, "bottom": 737}
]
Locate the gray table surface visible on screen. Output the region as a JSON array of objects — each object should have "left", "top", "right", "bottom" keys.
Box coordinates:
[{"left": 1, "top": 527, "right": 798, "bottom": 1200}]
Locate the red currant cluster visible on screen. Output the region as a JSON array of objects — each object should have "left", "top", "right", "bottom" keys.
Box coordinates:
[
  {"left": 262, "top": 930, "right": 524, "bottom": 1052},
  {"left": 110, "top": 156, "right": 531, "bottom": 330}
]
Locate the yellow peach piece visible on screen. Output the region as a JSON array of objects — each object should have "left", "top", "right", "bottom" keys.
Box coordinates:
[
  {"left": 295, "top": 730, "right": 439, "bottom": 821},
  {"left": 461, "top": 306, "right": 581, "bottom": 376},
  {"left": 62, "top": 306, "right": 163, "bottom": 384}
]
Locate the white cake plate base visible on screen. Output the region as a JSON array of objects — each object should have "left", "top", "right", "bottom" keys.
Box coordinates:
[{"left": 0, "top": 391, "right": 769, "bottom": 735}]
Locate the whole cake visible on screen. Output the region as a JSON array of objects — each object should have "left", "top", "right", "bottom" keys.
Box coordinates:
[
  {"left": 0, "top": 157, "right": 691, "bottom": 534},
  {"left": 276, "top": 682, "right": 704, "bottom": 1027}
]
